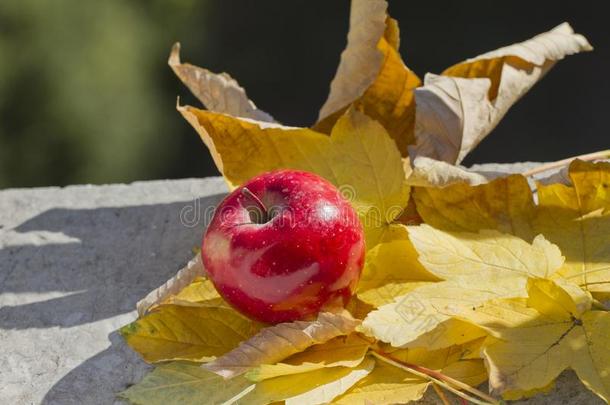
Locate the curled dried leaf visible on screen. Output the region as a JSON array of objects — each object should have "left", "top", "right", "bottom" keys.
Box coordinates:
[
  {"left": 137, "top": 253, "right": 205, "bottom": 316},
  {"left": 203, "top": 311, "right": 361, "bottom": 379},
  {"left": 316, "top": 0, "right": 421, "bottom": 155},
  {"left": 169, "top": 43, "right": 274, "bottom": 122},
  {"left": 412, "top": 23, "right": 592, "bottom": 165},
  {"left": 317, "top": 0, "right": 388, "bottom": 121}
]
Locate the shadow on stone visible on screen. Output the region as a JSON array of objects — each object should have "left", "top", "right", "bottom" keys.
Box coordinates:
[
  {"left": 0, "top": 193, "right": 225, "bottom": 330},
  {"left": 41, "top": 331, "right": 150, "bottom": 405}
]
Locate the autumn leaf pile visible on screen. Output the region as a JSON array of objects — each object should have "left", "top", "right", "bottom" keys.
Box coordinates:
[{"left": 118, "top": 1, "right": 610, "bottom": 404}]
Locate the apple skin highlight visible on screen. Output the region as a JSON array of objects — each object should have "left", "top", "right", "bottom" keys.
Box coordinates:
[{"left": 202, "top": 170, "right": 365, "bottom": 324}]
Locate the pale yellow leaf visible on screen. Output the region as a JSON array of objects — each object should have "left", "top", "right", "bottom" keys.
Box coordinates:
[
  {"left": 360, "top": 273, "right": 527, "bottom": 347},
  {"left": 334, "top": 344, "right": 486, "bottom": 404},
  {"left": 502, "top": 381, "right": 556, "bottom": 401},
  {"left": 534, "top": 160, "right": 610, "bottom": 293},
  {"left": 120, "top": 304, "right": 257, "bottom": 363},
  {"left": 360, "top": 226, "right": 563, "bottom": 347},
  {"left": 332, "top": 358, "right": 430, "bottom": 404},
  {"left": 385, "top": 343, "right": 466, "bottom": 369},
  {"left": 119, "top": 362, "right": 254, "bottom": 405},
  {"left": 245, "top": 334, "right": 370, "bottom": 382},
  {"left": 169, "top": 43, "right": 274, "bottom": 122},
  {"left": 403, "top": 320, "right": 488, "bottom": 352},
  {"left": 240, "top": 358, "right": 375, "bottom": 405},
  {"left": 414, "top": 160, "right": 610, "bottom": 294},
  {"left": 412, "top": 23, "right": 591, "bottom": 164},
  {"left": 408, "top": 225, "right": 564, "bottom": 280},
  {"left": 461, "top": 298, "right": 577, "bottom": 394},
  {"left": 137, "top": 253, "right": 205, "bottom": 316},
  {"left": 164, "top": 277, "right": 221, "bottom": 306},
  {"left": 356, "top": 223, "right": 437, "bottom": 297},
  {"left": 441, "top": 359, "right": 488, "bottom": 387},
  {"left": 357, "top": 281, "right": 430, "bottom": 308},
  {"left": 411, "top": 73, "right": 493, "bottom": 164},
  {"left": 526, "top": 277, "right": 592, "bottom": 319},
  {"left": 453, "top": 280, "right": 610, "bottom": 401},
  {"left": 203, "top": 311, "right": 360, "bottom": 379},
  {"left": 573, "top": 311, "right": 610, "bottom": 403}
]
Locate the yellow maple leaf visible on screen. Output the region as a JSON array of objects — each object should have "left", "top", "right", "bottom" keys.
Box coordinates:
[
  {"left": 125, "top": 264, "right": 262, "bottom": 364},
  {"left": 332, "top": 358, "right": 431, "bottom": 404},
  {"left": 441, "top": 359, "right": 489, "bottom": 388},
  {"left": 360, "top": 225, "right": 563, "bottom": 347},
  {"left": 118, "top": 362, "right": 255, "bottom": 405},
  {"left": 239, "top": 357, "right": 375, "bottom": 405},
  {"left": 179, "top": 105, "right": 409, "bottom": 249},
  {"left": 120, "top": 303, "right": 258, "bottom": 363},
  {"left": 414, "top": 160, "right": 610, "bottom": 295},
  {"left": 333, "top": 342, "right": 487, "bottom": 404},
  {"left": 408, "top": 224, "right": 563, "bottom": 280},
  {"left": 356, "top": 223, "right": 437, "bottom": 305},
  {"left": 501, "top": 381, "right": 556, "bottom": 401},
  {"left": 452, "top": 278, "right": 610, "bottom": 402}
]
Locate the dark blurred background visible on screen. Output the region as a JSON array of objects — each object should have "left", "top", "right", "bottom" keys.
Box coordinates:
[{"left": 0, "top": 0, "right": 607, "bottom": 189}]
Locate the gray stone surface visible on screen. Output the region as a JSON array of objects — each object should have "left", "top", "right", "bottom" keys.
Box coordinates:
[
  {"left": 0, "top": 167, "right": 603, "bottom": 404},
  {"left": 1, "top": 178, "right": 228, "bottom": 404}
]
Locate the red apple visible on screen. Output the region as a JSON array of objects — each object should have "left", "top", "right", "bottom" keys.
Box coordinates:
[{"left": 202, "top": 170, "right": 365, "bottom": 324}]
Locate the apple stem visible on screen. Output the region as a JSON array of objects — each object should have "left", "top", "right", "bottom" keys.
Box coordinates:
[{"left": 241, "top": 187, "right": 269, "bottom": 223}]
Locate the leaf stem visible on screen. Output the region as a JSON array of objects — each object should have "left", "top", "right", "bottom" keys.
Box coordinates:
[
  {"left": 372, "top": 350, "right": 499, "bottom": 405},
  {"left": 522, "top": 149, "right": 610, "bottom": 178}
]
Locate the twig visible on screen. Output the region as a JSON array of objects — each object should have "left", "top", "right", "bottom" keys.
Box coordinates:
[
  {"left": 371, "top": 351, "right": 499, "bottom": 405},
  {"left": 522, "top": 149, "right": 610, "bottom": 178},
  {"left": 433, "top": 382, "right": 452, "bottom": 405}
]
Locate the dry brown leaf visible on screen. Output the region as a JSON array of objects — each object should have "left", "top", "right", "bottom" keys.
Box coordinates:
[
  {"left": 412, "top": 23, "right": 592, "bottom": 165},
  {"left": 407, "top": 156, "right": 499, "bottom": 187},
  {"left": 169, "top": 43, "right": 274, "bottom": 122},
  {"left": 315, "top": 0, "right": 421, "bottom": 155},
  {"left": 203, "top": 311, "right": 361, "bottom": 379},
  {"left": 136, "top": 253, "right": 205, "bottom": 316},
  {"left": 317, "top": 0, "right": 388, "bottom": 121}
]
